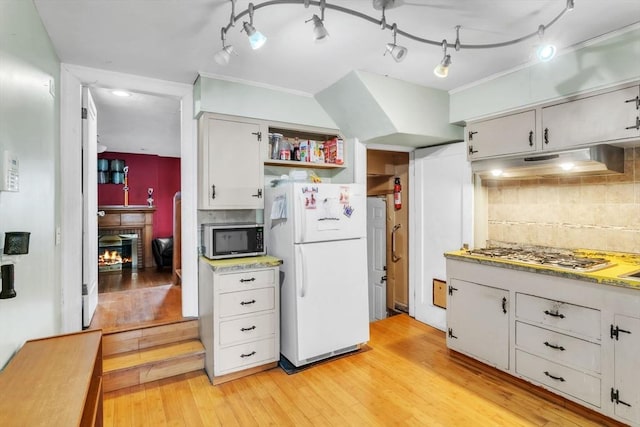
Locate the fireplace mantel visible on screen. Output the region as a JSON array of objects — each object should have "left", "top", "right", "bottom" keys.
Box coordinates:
[{"left": 98, "top": 205, "right": 156, "bottom": 268}]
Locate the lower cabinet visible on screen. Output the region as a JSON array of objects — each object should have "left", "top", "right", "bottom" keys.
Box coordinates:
[
  {"left": 199, "top": 260, "right": 280, "bottom": 384},
  {"left": 446, "top": 278, "right": 509, "bottom": 370},
  {"left": 446, "top": 258, "right": 640, "bottom": 425},
  {"left": 612, "top": 314, "right": 640, "bottom": 425}
]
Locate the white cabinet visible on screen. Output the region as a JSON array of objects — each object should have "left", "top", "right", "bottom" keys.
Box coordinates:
[
  {"left": 446, "top": 278, "right": 509, "bottom": 370},
  {"left": 541, "top": 85, "right": 640, "bottom": 150},
  {"left": 466, "top": 110, "right": 536, "bottom": 160},
  {"left": 611, "top": 314, "right": 640, "bottom": 425},
  {"left": 198, "top": 114, "right": 265, "bottom": 209},
  {"left": 199, "top": 259, "right": 280, "bottom": 384}
]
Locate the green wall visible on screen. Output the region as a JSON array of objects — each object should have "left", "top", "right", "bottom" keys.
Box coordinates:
[
  {"left": 450, "top": 26, "right": 640, "bottom": 123},
  {"left": 0, "top": 0, "right": 61, "bottom": 367}
]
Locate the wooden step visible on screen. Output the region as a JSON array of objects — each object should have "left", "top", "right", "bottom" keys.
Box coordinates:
[
  {"left": 103, "top": 339, "right": 205, "bottom": 392},
  {"left": 102, "top": 318, "right": 199, "bottom": 356}
]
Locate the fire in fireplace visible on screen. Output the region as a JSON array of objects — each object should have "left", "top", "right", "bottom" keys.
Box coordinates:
[{"left": 98, "top": 234, "right": 138, "bottom": 273}]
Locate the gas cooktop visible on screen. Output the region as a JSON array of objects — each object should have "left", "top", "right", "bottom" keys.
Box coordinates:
[{"left": 466, "top": 247, "right": 613, "bottom": 272}]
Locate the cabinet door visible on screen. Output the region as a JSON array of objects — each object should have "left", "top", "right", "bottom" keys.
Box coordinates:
[
  {"left": 612, "top": 314, "right": 640, "bottom": 425},
  {"left": 541, "top": 86, "right": 640, "bottom": 150},
  {"left": 199, "top": 116, "right": 265, "bottom": 209},
  {"left": 466, "top": 110, "right": 536, "bottom": 160},
  {"left": 447, "top": 279, "right": 509, "bottom": 370}
]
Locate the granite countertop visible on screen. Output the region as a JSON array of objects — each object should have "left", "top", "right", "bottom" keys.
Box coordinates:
[
  {"left": 201, "top": 255, "right": 283, "bottom": 272},
  {"left": 445, "top": 249, "right": 640, "bottom": 290}
]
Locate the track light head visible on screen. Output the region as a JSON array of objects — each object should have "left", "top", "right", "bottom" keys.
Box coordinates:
[
  {"left": 243, "top": 21, "right": 267, "bottom": 50},
  {"left": 535, "top": 24, "right": 556, "bottom": 62},
  {"left": 309, "top": 14, "right": 329, "bottom": 41},
  {"left": 214, "top": 45, "right": 235, "bottom": 65},
  {"left": 433, "top": 54, "right": 451, "bottom": 78},
  {"left": 385, "top": 43, "right": 407, "bottom": 62}
]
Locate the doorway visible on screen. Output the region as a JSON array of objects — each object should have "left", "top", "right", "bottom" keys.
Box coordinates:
[
  {"left": 366, "top": 149, "right": 410, "bottom": 316},
  {"left": 59, "top": 64, "right": 197, "bottom": 333}
]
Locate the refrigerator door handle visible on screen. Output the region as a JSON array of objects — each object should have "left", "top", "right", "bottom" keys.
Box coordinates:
[{"left": 298, "top": 245, "right": 308, "bottom": 298}]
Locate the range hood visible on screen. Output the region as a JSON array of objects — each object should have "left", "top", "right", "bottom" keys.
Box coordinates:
[{"left": 472, "top": 144, "right": 625, "bottom": 179}]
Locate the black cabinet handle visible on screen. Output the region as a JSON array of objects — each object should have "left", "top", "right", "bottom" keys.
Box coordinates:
[
  {"left": 252, "top": 188, "right": 263, "bottom": 198},
  {"left": 501, "top": 297, "right": 507, "bottom": 314},
  {"left": 528, "top": 130, "right": 534, "bottom": 146},
  {"left": 240, "top": 351, "right": 256, "bottom": 358},
  {"left": 625, "top": 117, "right": 640, "bottom": 130},
  {"left": 468, "top": 145, "right": 478, "bottom": 155},
  {"left": 241, "top": 325, "right": 256, "bottom": 332},
  {"left": 611, "top": 324, "right": 632, "bottom": 340},
  {"left": 544, "top": 371, "right": 565, "bottom": 382},
  {"left": 468, "top": 130, "right": 478, "bottom": 141},
  {"left": 211, "top": 184, "right": 216, "bottom": 200},
  {"left": 611, "top": 388, "right": 632, "bottom": 407},
  {"left": 240, "top": 299, "right": 256, "bottom": 306},
  {"left": 543, "top": 341, "right": 566, "bottom": 351},
  {"left": 240, "top": 277, "right": 256, "bottom": 283},
  {"left": 447, "top": 328, "right": 457, "bottom": 339},
  {"left": 251, "top": 131, "right": 262, "bottom": 141},
  {"left": 544, "top": 310, "right": 565, "bottom": 319},
  {"left": 543, "top": 128, "right": 549, "bottom": 144},
  {"left": 448, "top": 286, "right": 458, "bottom": 296}
]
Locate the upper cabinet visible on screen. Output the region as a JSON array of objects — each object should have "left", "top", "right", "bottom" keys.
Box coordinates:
[
  {"left": 198, "top": 114, "right": 265, "bottom": 210},
  {"left": 466, "top": 83, "right": 640, "bottom": 160},
  {"left": 541, "top": 85, "right": 640, "bottom": 150},
  {"left": 466, "top": 110, "right": 536, "bottom": 160}
]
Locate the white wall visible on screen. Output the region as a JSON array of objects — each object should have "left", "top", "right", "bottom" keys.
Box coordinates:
[
  {"left": 0, "top": 0, "right": 61, "bottom": 367},
  {"left": 450, "top": 25, "right": 640, "bottom": 123}
]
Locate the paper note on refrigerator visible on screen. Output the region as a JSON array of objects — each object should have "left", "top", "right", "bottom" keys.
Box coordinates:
[{"left": 270, "top": 194, "right": 287, "bottom": 219}]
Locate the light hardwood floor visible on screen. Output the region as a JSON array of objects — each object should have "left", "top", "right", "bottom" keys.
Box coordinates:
[{"left": 104, "top": 314, "right": 619, "bottom": 426}]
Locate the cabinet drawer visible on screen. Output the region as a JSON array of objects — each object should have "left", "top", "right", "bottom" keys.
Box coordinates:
[
  {"left": 219, "top": 312, "right": 276, "bottom": 347},
  {"left": 217, "top": 269, "right": 276, "bottom": 292},
  {"left": 219, "top": 288, "right": 274, "bottom": 317},
  {"left": 516, "top": 293, "right": 600, "bottom": 340},
  {"left": 516, "top": 350, "right": 601, "bottom": 407},
  {"left": 516, "top": 321, "right": 601, "bottom": 373},
  {"left": 215, "top": 338, "right": 277, "bottom": 374}
]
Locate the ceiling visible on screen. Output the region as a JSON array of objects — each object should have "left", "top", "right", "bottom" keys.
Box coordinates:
[{"left": 34, "top": 0, "right": 640, "bottom": 154}]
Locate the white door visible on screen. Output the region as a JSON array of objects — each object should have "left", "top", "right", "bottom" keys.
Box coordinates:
[
  {"left": 82, "top": 87, "right": 98, "bottom": 328},
  {"left": 294, "top": 238, "right": 369, "bottom": 364},
  {"left": 367, "top": 197, "right": 387, "bottom": 322},
  {"left": 293, "top": 183, "right": 366, "bottom": 244},
  {"left": 414, "top": 143, "right": 473, "bottom": 331}
]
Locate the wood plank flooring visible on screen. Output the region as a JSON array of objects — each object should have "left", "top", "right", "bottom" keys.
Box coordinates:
[
  {"left": 98, "top": 268, "right": 173, "bottom": 293},
  {"left": 104, "top": 314, "right": 618, "bottom": 426}
]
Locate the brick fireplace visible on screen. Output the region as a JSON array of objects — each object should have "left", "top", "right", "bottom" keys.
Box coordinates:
[{"left": 98, "top": 205, "right": 156, "bottom": 269}]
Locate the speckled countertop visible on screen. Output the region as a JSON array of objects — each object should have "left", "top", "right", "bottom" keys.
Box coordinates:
[
  {"left": 201, "top": 255, "right": 283, "bottom": 272},
  {"left": 445, "top": 249, "right": 640, "bottom": 290}
]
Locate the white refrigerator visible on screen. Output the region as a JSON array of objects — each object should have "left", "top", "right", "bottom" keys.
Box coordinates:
[{"left": 266, "top": 182, "right": 369, "bottom": 367}]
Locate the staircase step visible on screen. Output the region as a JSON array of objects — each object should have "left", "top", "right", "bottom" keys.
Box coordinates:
[
  {"left": 103, "top": 339, "right": 205, "bottom": 392},
  {"left": 102, "top": 318, "right": 199, "bottom": 356}
]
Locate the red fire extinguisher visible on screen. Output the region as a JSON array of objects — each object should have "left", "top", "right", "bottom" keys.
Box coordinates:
[{"left": 393, "top": 177, "right": 402, "bottom": 210}]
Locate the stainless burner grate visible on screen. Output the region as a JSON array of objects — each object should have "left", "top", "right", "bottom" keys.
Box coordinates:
[{"left": 467, "top": 248, "right": 611, "bottom": 272}]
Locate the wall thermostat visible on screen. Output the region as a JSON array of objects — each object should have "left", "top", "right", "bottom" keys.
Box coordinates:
[{"left": 1, "top": 150, "right": 19, "bottom": 192}]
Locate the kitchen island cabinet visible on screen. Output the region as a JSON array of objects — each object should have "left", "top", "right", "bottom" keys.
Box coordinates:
[
  {"left": 446, "top": 254, "right": 640, "bottom": 426},
  {"left": 447, "top": 279, "right": 509, "bottom": 370},
  {"left": 198, "top": 114, "right": 265, "bottom": 210},
  {"left": 199, "top": 256, "right": 281, "bottom": 385}
]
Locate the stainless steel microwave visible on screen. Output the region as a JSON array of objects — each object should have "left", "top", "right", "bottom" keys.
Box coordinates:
[{"left": 202, "top": 223, "right": 265, "bottom": 260}]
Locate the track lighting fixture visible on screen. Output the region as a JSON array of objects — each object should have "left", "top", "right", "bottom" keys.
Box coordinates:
[
  {"left": 216, "top": 0, "right": 575, "bottom": 72},
  {"left": 242, "top": 3, "right": 266, "bottom": 50},
  {"left": 384, "top": 23, "right": 407, "bottom": 62},
  {"left": 433, "top": 40, "right": 451, "bottom": 78},
  {"left": 214, "top": 28, "right": 235, "bottom": 65},
  {"left": 535, "top": 24, "right": 556, "bottom": 62},
  {"left": 305, "top": 0, "right": 328, "bottom": 41}
]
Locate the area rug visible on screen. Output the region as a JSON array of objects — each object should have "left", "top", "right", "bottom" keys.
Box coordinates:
[{"left": 278, "top": 344, "right": 372, "bottom": 375}]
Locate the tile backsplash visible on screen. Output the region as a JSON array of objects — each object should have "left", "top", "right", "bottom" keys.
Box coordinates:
[{"left": 484, "top": 147, "right": 640, "bottom": 253}]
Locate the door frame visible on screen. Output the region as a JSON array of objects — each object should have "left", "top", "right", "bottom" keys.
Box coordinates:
[{"left": 59, "top": 64, "right": 197, "bottom": 332}]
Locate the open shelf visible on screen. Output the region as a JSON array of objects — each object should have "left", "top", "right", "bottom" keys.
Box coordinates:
[{"left": 264, "top": 160, "right": 346, "bottom": 169}]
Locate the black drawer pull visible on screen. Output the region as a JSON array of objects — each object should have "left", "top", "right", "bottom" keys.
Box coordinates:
[
  {"left": 528, "top": 130, "right": 533, "bottom": 146},
  {"left": 543, "top": 341, "right": 566, "bottom": 351},
  {"left": 544, "top": 310, "right": 565, "bottom": 319},
  {"left": 544, "top": 371, "right": 565, "bottom": 382},
  {"left": 501, "top": 297, "right": 507, "bottom": 314},
  {"left": 240, "top": 351, "right": 256, "bottom": 358},
  {"left": 240, "top": 299, "right": 256, "bottom": 306},
  {"left": 543, "top": 127, "right": 549, "bottom": 144},
  {"left": 241, "top": 326, "right": 256, "bottom": 332},
  {"left": 240, "top": 277, "right": 256, "bottom": 283}
]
